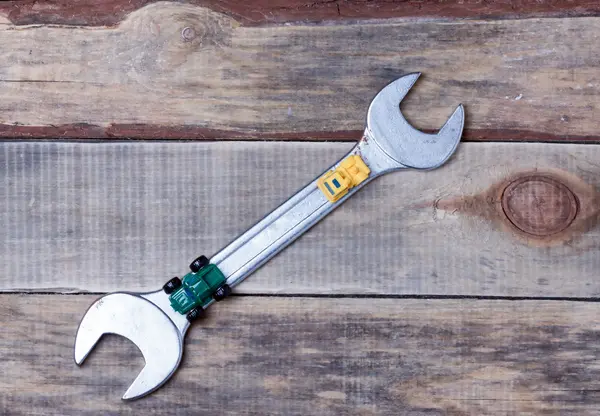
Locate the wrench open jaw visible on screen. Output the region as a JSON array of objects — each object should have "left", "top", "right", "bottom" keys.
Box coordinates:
[
  {"left": 365, "top": 72, "right": 464, "bottom": 171},
  {"left": 74, "top": 73, "right": 465, "bottom": 401},
  {"left": 74, "top": 291, "right": 187, "bottom": 400}
]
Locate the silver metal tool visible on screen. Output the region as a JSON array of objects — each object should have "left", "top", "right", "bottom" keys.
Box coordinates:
[{"left": 74, "top": 73, "right": 465, "bottom": 400}]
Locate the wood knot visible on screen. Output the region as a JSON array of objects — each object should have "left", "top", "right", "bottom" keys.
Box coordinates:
[
  {"left": 501, "top": 175, "right": 578, "bottom": 237},
  {"left": 435, "top": 168, "right": 599, "bottom": 247}
]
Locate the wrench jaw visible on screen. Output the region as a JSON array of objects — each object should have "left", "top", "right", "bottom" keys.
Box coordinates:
[
  {"left": 438, "top": 104, "right": 464, "bottom": 166},
  {"left": 122, "top": 358, "right": 180, "bottom": 401},
  {"left": 365, "top": 73, "right": 465, "bottom": 170},
  {"left": 74, "top": 292, "right": 185, "bottom": 400}
]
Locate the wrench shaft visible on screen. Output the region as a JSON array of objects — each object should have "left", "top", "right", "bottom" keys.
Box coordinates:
[{"left": 211, "top": 138, "right": 395, "bottom": 290}]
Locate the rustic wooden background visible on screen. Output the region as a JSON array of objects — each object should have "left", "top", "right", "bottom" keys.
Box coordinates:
[{"left": 1, "top": 1, "right": 600, "bottom": 415}]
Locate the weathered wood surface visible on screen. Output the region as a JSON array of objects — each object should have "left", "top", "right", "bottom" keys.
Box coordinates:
[
  {"left": 2, "top": 3, "right": 600, "bottom": 141},
  {"left": 1, "top": 141, "right": 599, "bottom": 296},
  {"left": 2, "top": 0, "right": 600, "bottom": 27},
  {"left": 2, "top": 295, "right": 600, "bottom": 415},
  {"left": 2, "top": 2, "right": 600, "bottom": 413}
]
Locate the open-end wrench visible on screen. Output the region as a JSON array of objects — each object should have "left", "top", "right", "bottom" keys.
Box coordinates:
[{"left": 74, "top": 73, "right": 465, "bottom": 400}]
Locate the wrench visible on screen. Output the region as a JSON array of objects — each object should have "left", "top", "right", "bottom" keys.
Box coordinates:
[{"left": 74, "top": 73, "right": 465, "bottom": 400}]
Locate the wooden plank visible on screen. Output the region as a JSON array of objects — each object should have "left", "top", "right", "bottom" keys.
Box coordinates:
[
  {"left": 3, "top": 0, "right": 600, "bottom": 27},
  {"left": 2, "top": 294, "right": 600, "bottom": 415},
  {"left": 1, "top": 3, "right": 600, "bottom": 141},
  {"left": 1, "top": 141, "right": 599, "bottom": 296}
]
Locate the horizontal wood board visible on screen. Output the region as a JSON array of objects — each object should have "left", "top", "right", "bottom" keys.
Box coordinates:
[
  {"left": 2, "top": 295, "right": 600, "bottom": 415},
  {"left": 1, "top": 140, "right": 599, "bottom": 296},
  {"left": 4, "top": 0, "right": 600, "bottom": 27},
  {"left": 1, "top": 3, "right": 600, "bottom": 141}
]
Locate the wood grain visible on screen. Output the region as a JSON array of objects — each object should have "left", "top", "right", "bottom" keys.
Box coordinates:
[
  {"left": 2, "top": 294, "right": 600, "bottom": 415},
  {"left": 1, "top": 141, "right": 599, "bottom": 296},
  {"left": 3, "top": 0, "right": 600, "bottom": 27},
  {"left": 2, "top": 2, "right": 600, "bottom": 141}
]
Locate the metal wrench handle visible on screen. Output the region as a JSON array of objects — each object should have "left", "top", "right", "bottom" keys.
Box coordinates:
[
  {"left": 211, "top": 134, "right": 403, "bottom": 291},
  {"left": 141, "top": 131, "right": 405, "bottom": 336}
]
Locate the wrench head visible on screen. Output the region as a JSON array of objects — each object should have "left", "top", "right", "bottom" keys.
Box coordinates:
[
  {"left": 366, "top": 73, "right": 464, "bottom": 170},
  {"left": 74, "top": 293, "right": 184, "bottom": 400}
]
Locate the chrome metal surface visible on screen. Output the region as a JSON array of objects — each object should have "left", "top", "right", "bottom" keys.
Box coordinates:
[
  {"left": 74, "top": 73, "right": 465, "bottom": 400},
  {"left": 74, "top": 292, "right": 185, "bottom": 400},
  {"left": 213, "top": 73, "right": 464, "bottom": 289},
  {"left": 212, "top": 142, "right": 397, "bottom": 289},
  {"left": 366, "top": 73, "right": 464, "bottom": 170}
]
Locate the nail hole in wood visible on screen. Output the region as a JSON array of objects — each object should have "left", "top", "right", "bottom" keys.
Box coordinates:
[{"left": 181, "top": 26, "right": 196, "bottom": 42}]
